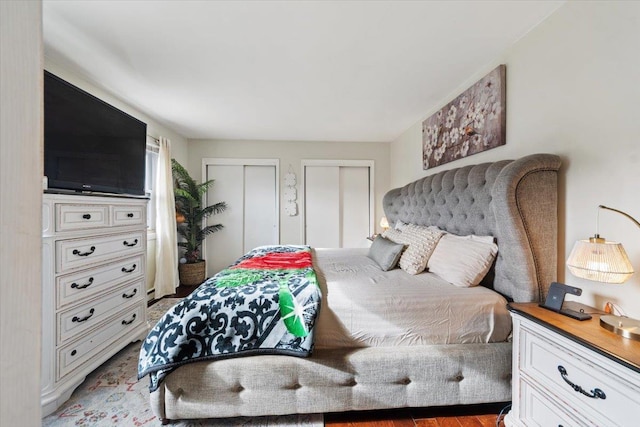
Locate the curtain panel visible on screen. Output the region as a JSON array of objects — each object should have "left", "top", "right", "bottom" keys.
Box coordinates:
[{"left": 153, "top": 137, "right": 179, "bottom": 298}]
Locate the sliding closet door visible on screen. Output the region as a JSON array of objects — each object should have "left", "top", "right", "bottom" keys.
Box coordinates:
[
  {"left": 205, "top": 165, "right": 244, "bottom": 274},
  {"left": 244, "top": 166, "right": 277, "bottom": 251},
  {"left": 340, "top": 167, "right": 370, "bottom": 247},
  {"left": 305, "top": 166, "right": 340, "bottom": 248},
  {"left": 303, "top": 161, "right": 373, "bottom": 248},
  {"left": 204, "top": 160, "right": 279, "bottom": 275}
]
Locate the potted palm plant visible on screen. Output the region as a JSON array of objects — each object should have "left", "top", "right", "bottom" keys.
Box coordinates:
[{"left": 172, "top": 159, "right": 227, "bottom": 286}]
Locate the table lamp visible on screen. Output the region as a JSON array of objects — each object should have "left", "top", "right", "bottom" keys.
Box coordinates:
[
  {"left": 566, "top": 205, "right": 640, "bottom": 341},
  {"left": 379, "top": 216, "right": 390, "bottom": 231}
]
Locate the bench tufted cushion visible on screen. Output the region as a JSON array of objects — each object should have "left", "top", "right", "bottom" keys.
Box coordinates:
[{"left": 153, "top": 343, "right": 513, "bottom": 420}]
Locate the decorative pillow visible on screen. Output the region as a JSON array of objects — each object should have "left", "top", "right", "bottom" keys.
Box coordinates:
[
  {"left": 382, "top": 227, "right": 404, "bottom": 243},
  {"left": 394, "top": 220, "right": 407, "bottom": 230},
  {"left": 383, "top": 224, "right": 443, "bottom": 275},
  {"left": 367, "top": 235, "right": 404, "bottom": 271},
  {"left": 427, "top": 233, "right": 498, "bottom": 287}
]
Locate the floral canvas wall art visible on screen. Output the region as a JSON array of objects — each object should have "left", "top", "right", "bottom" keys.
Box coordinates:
[{"left": 422, "top": 65, "right": 506, "bottom": 169}]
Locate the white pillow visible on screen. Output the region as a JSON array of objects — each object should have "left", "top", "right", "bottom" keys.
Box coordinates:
[
  {"left": 427, "top": 233, "right": 498, "bottom": 287},
  {"left": 383, "top": 224, "right": 443, "bottom": 275}
]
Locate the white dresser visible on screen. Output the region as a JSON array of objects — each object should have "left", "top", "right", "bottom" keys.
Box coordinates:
[
  {"left": 506, "top": 303, "right": 640, "bottom": 427},
  {"left": 41, "top": 193, "right": 149, "bottom": 416}
]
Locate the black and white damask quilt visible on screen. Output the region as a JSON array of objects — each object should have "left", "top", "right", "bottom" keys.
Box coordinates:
[{"left": 137, "top": 245, "right": 321, "bottom": 392}]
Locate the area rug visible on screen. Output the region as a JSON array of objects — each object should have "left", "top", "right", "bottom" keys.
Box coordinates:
[{"left": 43, "top": 298, "right": 324, "bottom": 427}]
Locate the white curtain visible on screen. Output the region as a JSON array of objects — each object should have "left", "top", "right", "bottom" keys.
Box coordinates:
[{"left": 153, "top": 136, "right": 179, "bottom": 298}]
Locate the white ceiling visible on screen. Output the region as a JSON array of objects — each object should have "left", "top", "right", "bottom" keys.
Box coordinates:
[{"left": 43, "top": 0, "right": 563, "bottom": 143}]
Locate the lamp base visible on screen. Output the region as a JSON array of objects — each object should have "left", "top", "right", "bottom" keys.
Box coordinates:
[{"left": 600, "top": 314, "right": 640, "bottom": 341}]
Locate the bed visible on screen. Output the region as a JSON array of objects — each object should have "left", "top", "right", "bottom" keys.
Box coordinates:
[{"left": 141, "top": 153, "right": 561, "bottom": 423}]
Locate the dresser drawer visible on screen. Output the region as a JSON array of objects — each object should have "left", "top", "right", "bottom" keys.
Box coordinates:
[
  {"left": 520, "top": 325, "right": 639, "bottom": 427},
  {"left": 519, "top": 380, "right": 587, "bottom": 427},
  {"left": 56, "top": 254, "right": 144, "bottom": 309},
  {"left": 57, "top": 303, "right": 145, "bottom": 380},
  {"left": 56, "top": 204, "right": 109, "bottom": 232},
  {"left": 56, "top": 230, "right": 145, "bottom": 273},
  {"left": 57, "top": 280, "right": 144, "bottom": 344},
  {"left": 112, "top": 204, "right": 146, "bottom": 227}
]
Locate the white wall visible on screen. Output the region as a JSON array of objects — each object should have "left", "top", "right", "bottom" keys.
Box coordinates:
[
  {"left": 0, "top": 1, "right": 43, "bottom": 425},
  {"left": 188, "top": 139, "right": 390, "bottom": 245},
  {"left": 390, "top": 1, "right": 640, "bottom": 317}
]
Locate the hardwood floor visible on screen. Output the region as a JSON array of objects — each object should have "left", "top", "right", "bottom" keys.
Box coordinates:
[
  {"left": 147, "top": 283, "right": 198, "bottom": 305},
  {"left": 324, "top": 403, "right": 509, "bottom": 427},
  {"left": 169, "top": 283, "right": 199, "bottom": 298},
  {"left": 152, "top": 288, "right": 510, "bottom": 427}
]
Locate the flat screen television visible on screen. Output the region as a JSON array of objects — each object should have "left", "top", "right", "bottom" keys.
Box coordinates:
[{"left": 44, "top": 71, "right": 147, "bottom": 197}]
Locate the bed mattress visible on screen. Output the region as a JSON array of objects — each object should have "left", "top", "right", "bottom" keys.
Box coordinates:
[{"left": 313, "top": 248, "right": 511, "bottom": 348}]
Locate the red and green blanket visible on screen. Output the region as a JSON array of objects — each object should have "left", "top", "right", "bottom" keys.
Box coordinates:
[{"left": 138, "top": 245, "right": 321, "bottom": 392}]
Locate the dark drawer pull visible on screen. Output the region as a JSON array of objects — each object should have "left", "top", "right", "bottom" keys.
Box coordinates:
[
  {"left": 127, "top": 213, "right": 134, "bottom": 218},
  {"left": 71, "top": 277, "right": 94, "bottom": 289},
  {"left": 72, "top": 246, "right": 95, "bottom": 257},
  {"left": 558, "top": 365, "right": 606, "bottom": 400},
  {"left": 82, "top": 214, "right": 91, "bottom": 220},
  {"left": 122, "top": 313, "right": 137, "bottom": 325},
  {"left": 123, "top": 239, "right": 138, "bottom": 247},
  {"left": 72, "top": 308, "right": 95, "bottom": 323},
  {"left": 121, "top": 264, "right": 137, "bottom": 273},
  {"left": 122, "top": 289, "right": 138, "bottom": 299},
  {"left": 71, "top": 349, "right": 77, "bottom": 356}
]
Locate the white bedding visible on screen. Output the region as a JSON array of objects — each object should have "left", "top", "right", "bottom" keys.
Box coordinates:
[{"left": 313, "top": 248, "right": 511, "bottom": 349}]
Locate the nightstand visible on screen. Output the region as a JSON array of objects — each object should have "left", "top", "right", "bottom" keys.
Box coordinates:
[{"left": 505, "top": 302, "right": 640, "bottom": 427}]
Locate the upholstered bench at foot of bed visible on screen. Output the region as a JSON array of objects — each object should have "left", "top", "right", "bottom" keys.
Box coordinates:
[{"left": 150, "top": 342, "right": 512, "bottom": 422}]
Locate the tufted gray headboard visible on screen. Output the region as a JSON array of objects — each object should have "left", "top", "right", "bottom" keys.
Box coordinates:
[{"left": 383, "top": 153, "right": 561, "bottom": 303}]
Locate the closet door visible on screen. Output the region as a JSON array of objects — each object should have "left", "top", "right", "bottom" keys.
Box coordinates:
[
  {"left": 243, "top": 166, "right": 277, "bottom": 252},
  {"left": 205, "top": 165, "right": 244, "bottom": 274},
  {"left": 305, "top": 166, "right": 340, "bottom": 248},
  {"left": 340, "top": 167, "right": 370, "bottom": 247},
  {"left": 204, "top": 160, "right": 279, "bottom": 275},
  {"left": 303, "top": 161, "right": 373, "bottom": 248}
]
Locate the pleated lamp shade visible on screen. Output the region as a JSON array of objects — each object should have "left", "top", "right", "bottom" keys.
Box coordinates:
[
  {"left": 567, "top": 238, "right": 634, "bottom": 284},
  {"left": 379, "top": 216, "right": 389, "bottom": 230}
]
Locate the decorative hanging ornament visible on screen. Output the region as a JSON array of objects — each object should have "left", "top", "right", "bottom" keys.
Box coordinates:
[
  {"left": 285, "top": 201, "right": 298, "bottom": 216},
  {"left": 284, "top": 172, "right": 296, "bottom": 187},
  {"left": 284, "top": 186, "right": 297, "bottom": 202}
]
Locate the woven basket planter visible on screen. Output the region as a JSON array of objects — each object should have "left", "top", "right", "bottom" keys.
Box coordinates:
[{"left": 178, "top": 260, "right": 206, "bottom": 286}]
